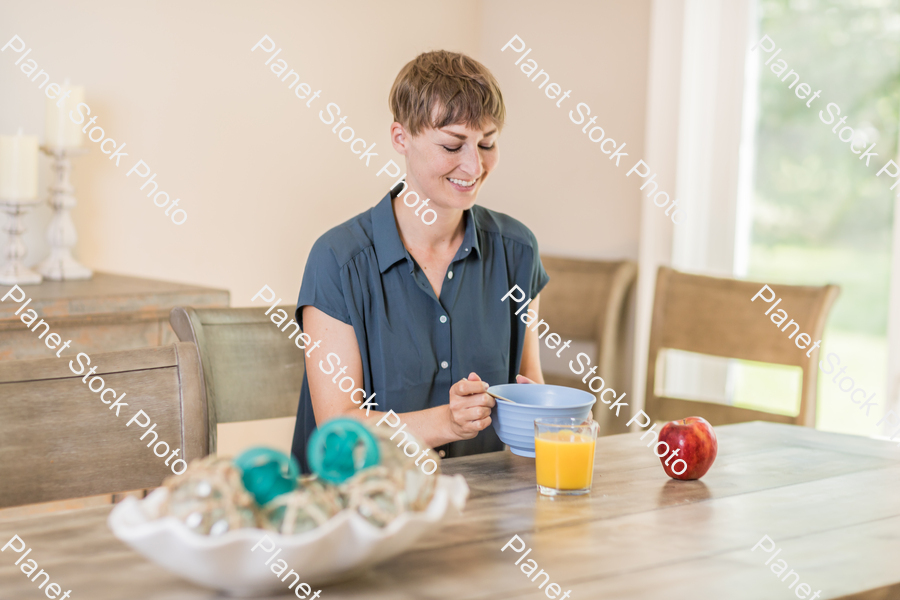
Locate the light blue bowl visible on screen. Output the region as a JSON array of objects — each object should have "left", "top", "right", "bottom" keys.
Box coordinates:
[{"left": 489, "top": 383, "right": 596, "bottom": 457}]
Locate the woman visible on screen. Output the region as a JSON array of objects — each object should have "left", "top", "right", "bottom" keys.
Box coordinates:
[{"left": 290, "top": 49, "right": 549, "bottom": 471}]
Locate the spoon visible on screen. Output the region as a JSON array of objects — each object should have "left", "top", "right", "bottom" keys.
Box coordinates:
[{"left": 486, "top": 390, "right": 517, "bottom": 404}]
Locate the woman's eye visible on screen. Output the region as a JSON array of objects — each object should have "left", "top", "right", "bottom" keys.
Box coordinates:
[{"left": 442, "top": 144, "right": 495, "bottom": 152}]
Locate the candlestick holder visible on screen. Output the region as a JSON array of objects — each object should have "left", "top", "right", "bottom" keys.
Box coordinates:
[
  {"left": 0, "top": 197, "right": 43, "bottom": 285},
  {"left": 38, "top": 146, "right": 92, "bottom": 281}
]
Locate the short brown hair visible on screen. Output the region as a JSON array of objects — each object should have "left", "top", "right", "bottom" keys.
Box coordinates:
[{"left": 389, "top": 50, "right": 505, "bottom": 137}]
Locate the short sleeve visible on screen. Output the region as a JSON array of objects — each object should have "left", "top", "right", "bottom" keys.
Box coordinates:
[
  {"left": 529, "top": 231, "right": 550, "bottom": 298},
  {"left": 295, "top": 236, "right": 352, "bottom": 329}
]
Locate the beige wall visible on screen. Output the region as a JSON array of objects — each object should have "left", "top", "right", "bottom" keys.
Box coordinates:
[
  {"left": 478, "top": 0, "right": 652, "bottom": 260},
  {"left": 0, "top": 0, "right": 652, "bottom": 456},
  {"left": 1, "top": 0, "right": 483, "bottom": 305}
]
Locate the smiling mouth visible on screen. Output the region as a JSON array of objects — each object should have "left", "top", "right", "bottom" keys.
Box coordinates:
[{"left": 448, "top": 177, "right": 477, "bottom": 188}]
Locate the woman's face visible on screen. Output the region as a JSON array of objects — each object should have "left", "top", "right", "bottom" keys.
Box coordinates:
[{"left": 395, "top": 120, "right": 500, "bottom": 212}]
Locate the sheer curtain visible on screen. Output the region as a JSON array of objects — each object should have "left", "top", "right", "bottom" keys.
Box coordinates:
[{"left": 632, "top": 0, "right": 754, "bottom": 418}]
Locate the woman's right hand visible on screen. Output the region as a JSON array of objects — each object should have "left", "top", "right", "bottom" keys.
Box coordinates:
[{"left": 447, "top": 372, "right": 496, "bottom": 440}]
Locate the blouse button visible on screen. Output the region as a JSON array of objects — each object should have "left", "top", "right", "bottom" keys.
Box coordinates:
[
  {"left": 448, "top": 271, "right": 454, "bottom": 279},
  {"left": 438, "top": 450, "right": 447, "bottom": 458},
  {"left": 441, "top": 361, "right": 449, "bottom": 369},
  {"left": 440, "top": 315, "right": 448, "bottom": 323}
]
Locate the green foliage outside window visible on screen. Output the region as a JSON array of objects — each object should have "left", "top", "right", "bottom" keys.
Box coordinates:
[{"left": 751, "top": 0, "right": 900, "bottom": 335}]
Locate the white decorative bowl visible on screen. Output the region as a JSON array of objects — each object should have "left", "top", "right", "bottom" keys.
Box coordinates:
[{"left": 108, "top": 475, "right": 469, "bottom": 596}]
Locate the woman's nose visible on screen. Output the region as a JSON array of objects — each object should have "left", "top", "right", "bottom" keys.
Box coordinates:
[{"left": 459, "top": 145, "right": 483, "bottom": 178}]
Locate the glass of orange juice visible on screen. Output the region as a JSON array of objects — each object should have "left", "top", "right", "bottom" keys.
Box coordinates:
[{"left": 534, "top": 418, "right": 598, "bottom": 496}]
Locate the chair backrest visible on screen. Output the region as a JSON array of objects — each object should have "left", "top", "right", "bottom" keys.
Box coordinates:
[
  {"left": 169, "top": 306, "right": 304, "bottom": 454},
  {"left": 645, "top": 266, "right": 840, "bottom": 427},
  {"left": 538, "top": 256, "right": 637, "bottom": 427},
  {"left": 0, "top": 342, "right": 206, "bottom": 508}
]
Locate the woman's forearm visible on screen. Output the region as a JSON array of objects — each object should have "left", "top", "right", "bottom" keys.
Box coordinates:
[
  {"left": 327, "top": 404, "right": 458, "bottom": 449},
  {"left": 518, "top": 295, "right": 545, "bottom": 383}
]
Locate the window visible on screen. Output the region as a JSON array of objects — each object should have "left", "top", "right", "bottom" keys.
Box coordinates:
[
  {"left": 733, "top": 0, "right": 900, "bottom": 436},
  {"left": 645, "top": 0, "right": 900, "bottom": 439}
]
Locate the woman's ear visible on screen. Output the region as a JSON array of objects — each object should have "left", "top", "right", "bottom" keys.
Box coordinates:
[{"left": 390, "top": 121, "right": 410, "bottom": 155}]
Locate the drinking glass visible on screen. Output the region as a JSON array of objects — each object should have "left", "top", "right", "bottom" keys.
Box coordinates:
[{"left": 534, "top": 417, "right": 598, "bottom": 496}]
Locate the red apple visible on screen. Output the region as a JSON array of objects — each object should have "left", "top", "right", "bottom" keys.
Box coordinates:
[{"left": 658, "top": 417, "right": 717, "bottom": 480}]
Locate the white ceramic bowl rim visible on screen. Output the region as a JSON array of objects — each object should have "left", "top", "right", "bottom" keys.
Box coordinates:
[
  {"left": 109, "top": 475, "right": 469, "bottom": 547},
  {"left": 106, "top": 474, "right": 471, "bottom": 593}
]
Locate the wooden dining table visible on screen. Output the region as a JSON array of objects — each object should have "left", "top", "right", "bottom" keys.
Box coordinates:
[{"left": 2, "top": 421, "right": 899, "bottom": 600}]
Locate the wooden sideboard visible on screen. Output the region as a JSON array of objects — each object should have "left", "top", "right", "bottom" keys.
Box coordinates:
[{"left": 0, "top": 272, "right": 230, "bottom": 361}]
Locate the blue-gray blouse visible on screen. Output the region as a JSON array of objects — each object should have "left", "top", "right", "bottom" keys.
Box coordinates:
[{"left": 290, "top": 186, "right": 549, "bottom": 471}]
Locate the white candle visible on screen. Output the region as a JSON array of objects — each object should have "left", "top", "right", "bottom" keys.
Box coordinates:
[
  {"left": 0, "top": 131, "right": 39, "bottom": 201},
  {"left": 45, "top": 84, "right": 84, "bottom": 150}
]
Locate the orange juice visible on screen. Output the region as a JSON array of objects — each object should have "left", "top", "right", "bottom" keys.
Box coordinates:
[{"left": 534, "top": 430, "right": 596, "bottom": 490}]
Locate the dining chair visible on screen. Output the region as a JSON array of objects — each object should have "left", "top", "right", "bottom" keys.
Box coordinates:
[
  {"left": 538, "top": 256, "right": 637, "bottom": 431},
  {"left": 169, "top": 306, "right": 304, "bottom": 455},
  {"left": 645, "top": 266, "right": 840, "bottom": 427},
  {"left": 0, "top": 342, "right": 206, "bottom": 509}
]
